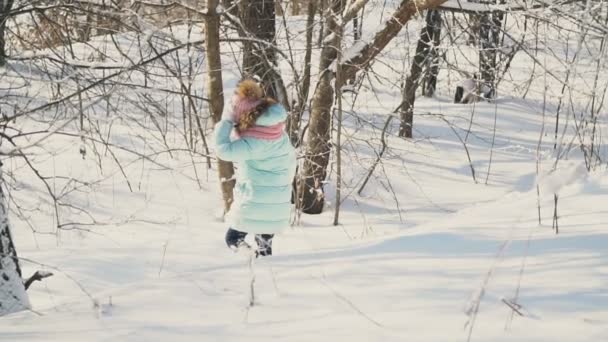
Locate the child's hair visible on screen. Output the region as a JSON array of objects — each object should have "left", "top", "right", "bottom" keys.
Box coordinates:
[{"left": 237, "top": 98, "right": 277, "bottom": 131}]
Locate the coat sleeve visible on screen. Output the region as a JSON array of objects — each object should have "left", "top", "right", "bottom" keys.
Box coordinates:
[{"left": 214, "top": 119, "right": 262, "bottom": 161}]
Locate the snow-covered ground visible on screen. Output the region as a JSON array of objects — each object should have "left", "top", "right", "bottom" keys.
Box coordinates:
[{"left": 1, "top": 3, "right": 607, "bottom": 341}]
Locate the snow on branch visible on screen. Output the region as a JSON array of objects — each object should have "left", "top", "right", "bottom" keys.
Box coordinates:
[
  {"left": 438, "top": 0, "right": 585, "bottom": 14},
  {"left": 341, "top": 0, "right": 449, "bottom": 81},
  {"left": 343, "top": 0, "right": 372, "bottom": 23}
]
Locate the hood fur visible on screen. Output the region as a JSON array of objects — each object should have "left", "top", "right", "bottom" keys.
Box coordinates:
[{"left": 236, "top": 79, "right": 263, "bottom": 100}]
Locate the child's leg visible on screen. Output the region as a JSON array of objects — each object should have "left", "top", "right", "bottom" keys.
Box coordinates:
[
  {"left": 254, "top": 234, "right": 274, "bottom": 257},
  {"left": 225, "top": 228, "right": 248, "bottom": 249}
]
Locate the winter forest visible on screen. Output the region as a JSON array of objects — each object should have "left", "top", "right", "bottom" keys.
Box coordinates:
[{"left": 0, "top": 0, "right": 607, "bottom": 341}]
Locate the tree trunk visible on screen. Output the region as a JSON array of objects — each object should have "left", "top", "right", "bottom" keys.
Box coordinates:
[
  {"left": 288, "top": 0, "right": 317, "bottom": 146},
  {"left": 316, "top": 0, "right": 326, "bottom": 48},
  {"left": 479, "top": 6, "right": 503, "bottom": 98},
  {"left": 353, "top": 13, "right": 361, "bottom": 42},
  {"left": 0, "top": 0, "right": 14, "bottom": 67},
  {"left": 300, "top": 0, "right": 448, "bottom": 214},
  {"left": 345, "top": 5, "right": 364, "bottom": 85},
  {"left": 0, "top": 164, "right": 30, "bottom": 315},
  {"left": 399, "top": 10, "right": 438, "bottom": 138},
  {"left": 206, "top": 0, "right": 235, "bottom": 212},
  {"left": 467, "top": 0, "right": 481, "bottom": 46},
  {"left": 298, "top": 0, "right": 345, "bottom": 215},
  {"left": 291, "top": 0, "right": 301, "bottom": 15},
  {"left": 239, "top": 0, "right": 289, "bottom": 108},
  {"left": 241, "top": 0, "right": 276, "bottom": 81},
  {"left": 421, "top": 10, "right": 442, "bottom": 97},
  {"left": 333, "top": 23, "right": 344, "bottom": 226}
]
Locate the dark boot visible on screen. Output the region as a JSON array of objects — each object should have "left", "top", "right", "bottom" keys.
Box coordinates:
[
  {"left": 255, "top": 234, "right": 274, "bottom": 257},
  {"left": 225, "top": 228, "right": 248, "bottom": 249}
]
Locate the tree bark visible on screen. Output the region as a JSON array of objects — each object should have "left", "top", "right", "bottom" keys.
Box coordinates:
[
  {"left": 467, "top": 0, "right": 481, "bottom": 45},
  {"left": 479, "top": 4, "right": 504, "bottom": 97},
  {"left": 399, "top": 10, "right": 438, "bottom": 138},
  {"left": 316, "top": 0, "right": 326, "bottom": 48},
  {"left": 0, "top": 0, "right": 14, "bottom": 67},
  {"left": 239, "top": 0, "right": 289, "bottom": 108},
  {"left": 0, "top": 164, "right": 30, "bottom": 315},
  {"left": 240, "top": 0, "right": 276, "bottom": 81},
  {"left": 421, "top": 10, "right": 442, "bottom": 97},
  {"left": 206, "top": 0, "right": 235, "bottom": 212},
  {"left": 299, "top": 0, "right": 345, "bottom": 214},
  {"left": 288, "top": 0, "right": 317, "bottom": 146},
  {"left": 333, "top": 22, "right": 344, "bottom": 226},
  {"left": 345, "top": 4, "right": 364, "bottom": 85}
]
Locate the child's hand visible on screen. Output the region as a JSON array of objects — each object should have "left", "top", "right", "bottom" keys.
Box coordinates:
[{"left": 222, "top": 109, "right": 235, "bottom": 122}]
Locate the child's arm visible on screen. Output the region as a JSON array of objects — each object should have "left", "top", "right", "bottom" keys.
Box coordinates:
[{"left": 214, "top": 119, "right": 259, "bottom": 161}]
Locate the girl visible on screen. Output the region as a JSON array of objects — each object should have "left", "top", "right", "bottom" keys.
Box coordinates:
[{"left": 214, "top": 79, "right": 296, "bottom": 257}]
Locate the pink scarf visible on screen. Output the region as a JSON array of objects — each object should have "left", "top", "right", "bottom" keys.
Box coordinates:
[{"left": 239, "top": 122, "right": 285, "bottom": 140}]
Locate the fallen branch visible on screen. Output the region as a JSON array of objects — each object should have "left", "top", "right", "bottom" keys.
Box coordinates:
[
  {"left": 24, "top": 270, "right": 54, "bottom": 290},
  {"left": 502, "top": 298, "right": 524, "bottom": 317}
]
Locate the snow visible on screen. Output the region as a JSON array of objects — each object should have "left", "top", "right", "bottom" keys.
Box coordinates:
[
  {"left": 0, "top": 2, "right": 607, "bottom": 342},
  {"left": 438, "top": 0, "right": 562, "bottom": 13},
  {"left": 323, "top": 32, "right": 337, "bottom": 45},
  {"left": 439, "top": 0, "right": 499, "bottom": 13},
  {"left": 342, "top": 40, "right": 368, "bottom": 62}
]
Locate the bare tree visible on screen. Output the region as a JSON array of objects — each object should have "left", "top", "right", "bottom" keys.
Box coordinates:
[
  {"left": 478, "top": 3, "right": 504, "bottom": 97},
  {"left": 206, "top": 0, "right": 235, "bottom": 212},
  {"left": 298, "top": 0, "right": 346, "bottom": 214},
  {"left": 239, "top": 0, "right": 289, "bottom": 107},
  {"left": 421, "top": 10, "right": 442, "bottom": 97},
  {"left": 400, "top": 9, "right": 441, "bottom": 138},
  {"left": 288, "top": 0, "right": 317, "bottom": 145},
  {"left": 300, "top": 0, "right": 448, "bottom": 214}
]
